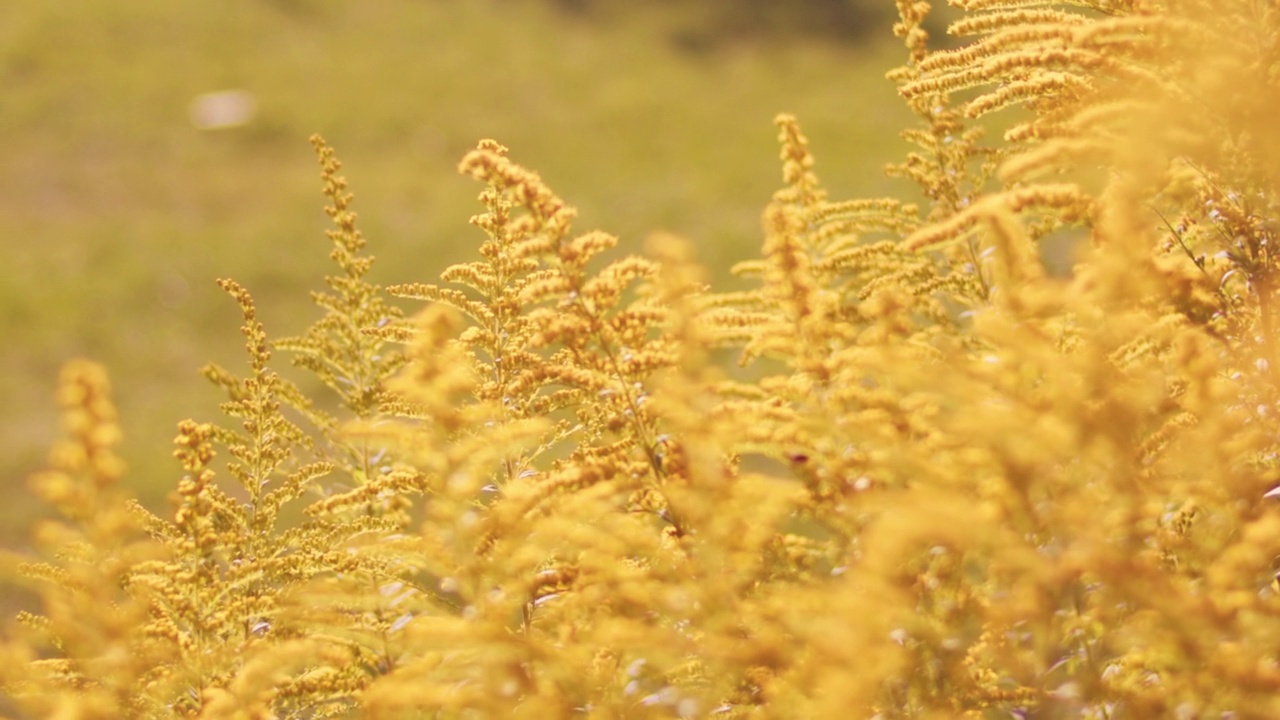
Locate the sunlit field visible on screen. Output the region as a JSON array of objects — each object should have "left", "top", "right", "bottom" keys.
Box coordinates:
[{"left": 1, "top": 0, "right": 910, "bottom": 540}]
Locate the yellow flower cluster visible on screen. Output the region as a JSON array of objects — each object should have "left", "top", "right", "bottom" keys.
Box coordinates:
[{"left": 6, "top": 0, "right": 1280, "bottom": 716}]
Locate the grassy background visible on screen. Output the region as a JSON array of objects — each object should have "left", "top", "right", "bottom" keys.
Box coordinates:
[{"left": 0, "top": 0, "right": 917, "bottom": 545}]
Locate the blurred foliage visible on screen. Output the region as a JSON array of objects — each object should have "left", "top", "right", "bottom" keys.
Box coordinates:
[
  {"left": 549, "top": 0, "right": 896, "bottom": 50},
  {"left": 0, "top": 0, "right": 911, "bottom": 545}
]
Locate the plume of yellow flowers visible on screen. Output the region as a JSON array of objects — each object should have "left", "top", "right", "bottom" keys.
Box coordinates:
[{"left": 6, "top": 0, "right": 1280, "bottom": 717}]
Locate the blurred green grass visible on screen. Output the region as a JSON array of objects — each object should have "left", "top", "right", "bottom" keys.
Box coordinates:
[{"left": 0, "top": 0, "right": 917, "bottom": 545}]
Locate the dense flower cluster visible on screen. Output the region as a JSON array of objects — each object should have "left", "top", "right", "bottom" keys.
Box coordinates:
[{"left": 5, "top": 0, "right": 1280, "bottom": 717}]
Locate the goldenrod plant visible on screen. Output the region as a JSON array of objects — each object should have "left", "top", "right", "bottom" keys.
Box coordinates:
[{"left": 6, "top": 0, "right": 1280, "bottom": 716}]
